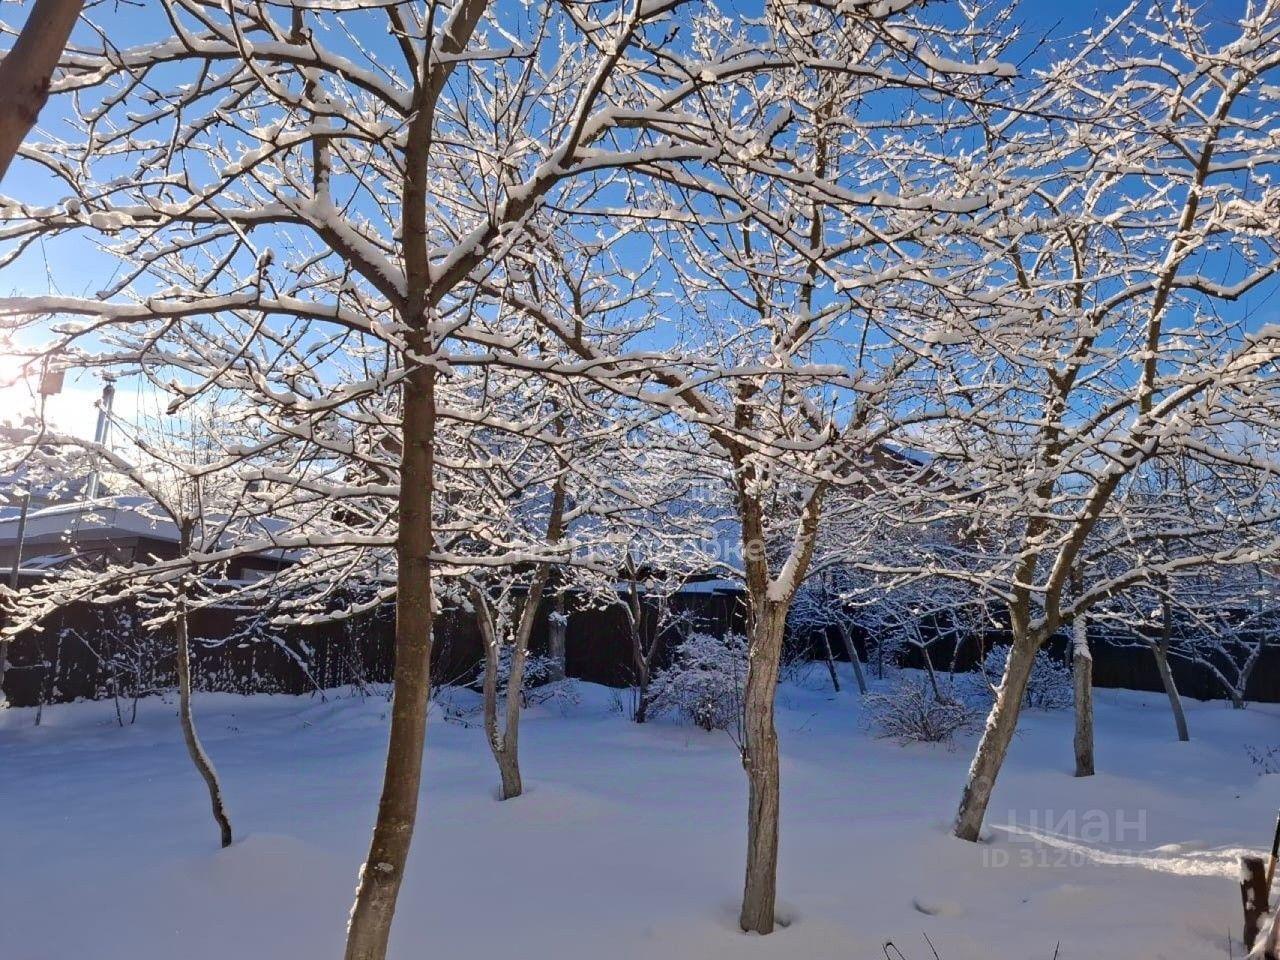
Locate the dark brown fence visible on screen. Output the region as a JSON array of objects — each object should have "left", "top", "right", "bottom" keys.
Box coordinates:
[
  {"left": 4, "top": 588, "right": 1275, "bottom": 708},
  {"left": 0, "top": 588, "right": 746, "bottom": 708}
]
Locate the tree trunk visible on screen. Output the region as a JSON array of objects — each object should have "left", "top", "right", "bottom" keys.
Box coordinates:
[
  {"left": 740, "top": 603, "right": 787, "bottom": 934},
  {"left": 633, "top": 658, "right": 651, "bottom": 724},
  {"left": 496, "top": 624, "right": 529, "bottom": 799},
  {"left": 344, "top": 365, "right": 436, "bottom": 960},
  {"left": 818, "top": 627, "right": 840, "bottom": 692},
  {"left": 919, "top": 642, "right": 941, "bottom": 699},
  {"left": 837, "top": 623, "right": 868, "bottom": 695},
  {"left": 1150, "top": 641, "right": 1189, "bottom": 742},
  {"left": 1153, "top": 596, "right": 1190, "bottom": 741},
  {"left": 626, "top": 580, "right": 653, "bottom": 723},
  {"left": 174, "top": 519, "right": 233, "bottom": 848},
  {"left": 0, "top": 0, "right": 85, "bottom": 183},
  {"left": 1072, "top": 615, "right": 1094, "bottom": 777},
  {"left": 547, "top": 591, "right": 567, "bottom": 682},
  {"left": 471, "top": 480, "right": 563, "bottom": 801},
  {"left": 473, "top": 590, "right": 523, "bottom": 800},
  {"left": 954, "top": 633, "right": 1039, "bottom": 842},
  {"left": 1233, "top": 636, "right": 1264, "bottom": 710}
]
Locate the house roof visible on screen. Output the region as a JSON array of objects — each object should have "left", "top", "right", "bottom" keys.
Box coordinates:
[{"left": 0, "top": 495, "right": 296, "bottom": 563}]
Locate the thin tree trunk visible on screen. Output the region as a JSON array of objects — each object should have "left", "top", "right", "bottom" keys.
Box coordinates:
[
  {"left": 0, "top": 0, "right": 85, "bottom": 183},
  {"left": 954, "top": 633, "right": 1039, "bottom": 842},
  {"left": 471, "top": 481, "right": 564, "bottom": 801},
  {"left": 626, "top": 577, "right": 654, "bottom": 723},
  {"left": 498, "top": 614, "right": 529, "bottom": 799},
  {"left": 740, "top": 603, "right": 787, "bottom": 934},
  {"left": 491, "top": 513, "right": 563, "bottom": 798},
  {"left": 1233, "top": 635, "right": 1264, "bottom": 710},
  {"left": 473, "top": 589, "right": 522, "bottom": 799},
  {"left": 919, "top": 641, "right": 941, "bottom": 699},
  {"left": 818, "top": 627, "right": 840, "bottom": 692},
  {"left": 547, "top": 591, "right": 567, "bottom": 682},
  {"left": 471, "top": 587, "right": 524, "bottom": 800},
  {"left": 174, "top": 518, "right": 233, "bottom": 848},
  {"left": 1072, "top": 614, "right": 1094, "bottom": 777},
  {"left": 1152, "top": 594, "right": 1190, "bottom": 740},
  {"left": 632, "top": 639, "right": 651, "bottom": 724},
  {"left": 836, "top": 623, "right": 868, "bottom": 694},
  {"left": 1150, "top": 640, "right": 1189, "bottom": 742},
  {"left": 344, "top": 365, "right": 436, "bottom": 960}
]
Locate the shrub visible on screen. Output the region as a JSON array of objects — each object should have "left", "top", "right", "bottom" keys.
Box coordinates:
[
  {"left": 647, "top": 632, "right": 747, "bottom": 732},
  {"left": 1245, "top": 744, "right": 1280, "bottom": 776},
  {"left": 865, "top": 674, "right": 980, "bottom": 744},
  {"left": 972, "top": 645, "right": 1073, "bottom": 711},
  {"left": 474, "top": 649, "right": 580, "bottom": 710}
]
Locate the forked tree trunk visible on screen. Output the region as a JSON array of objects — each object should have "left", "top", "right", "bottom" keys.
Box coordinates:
[
  {"left": 0, "top": 0, "right": 85, "bottom": 183},
  {"left": 625, "top": 578, "right": 659, "bottom": 724},
  {"left": 344, "top": 365, "right": 437, "bottom": 960},
  {"left": 471, "top": 484, "right": 563, "bottom": 801},
  {"left": 473, "top": 592, "right": 522, "bottom": 800},
  {"left": 174, "top": 519, "right": 232, "bottom": 848},
  {"left": 836, "top": 623, "right": 868, "bottom": 694},
  {"left": 1072, "top": 615, "right": 1094, "bottom": 777},
  {"left": 954, "top": 633, "right": 1040, "bottom": 841},
  {"left": 494, "top": 639, "right": 524, "bottom": 800},
  {"left": 1230, "top": 636, "right": 1264, "bottom": 710},
  {"left": 473, "top": 590, "right": 525, "bottom": 801},
  {"left": 740, "top": 603, "right": 788, "bottom": 934},
  {"left": 730, "top": 421, "right": 825, "bottom": 935}
]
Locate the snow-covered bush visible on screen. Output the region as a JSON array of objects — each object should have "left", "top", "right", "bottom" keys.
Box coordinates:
[
  {"left": 475, "top": 649, "right": 580, "bottom": 710},
  {"left": 865, "top": 674, "right": 980, "bottom": 744},
  {"left": 647, "top": 632, "right": 747, "bottom": 732},
  {"left": 971, "top": 645, "right": 1073, "bottom": 711}
]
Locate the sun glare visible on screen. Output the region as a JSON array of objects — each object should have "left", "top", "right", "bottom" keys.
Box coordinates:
[{"left": 0, "top": 351, "right": 34, "bottom": 391}]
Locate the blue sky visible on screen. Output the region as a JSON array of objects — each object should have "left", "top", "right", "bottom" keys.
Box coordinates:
[
  {"left": 0, "top": 0, "right": 1271, "bottom": 436},
  {"left": 0, "top": 0, "right": 1240, "bottom": 297}
]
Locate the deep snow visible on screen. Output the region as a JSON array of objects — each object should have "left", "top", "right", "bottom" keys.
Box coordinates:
[{"left": 1, "top": 667, "right": 1276, "bottom": 959}]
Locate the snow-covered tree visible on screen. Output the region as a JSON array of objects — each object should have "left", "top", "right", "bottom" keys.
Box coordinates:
[
  {"left": 0, "top": 403, "right": 254, "bottom": 848},
  {"left": 2, "top": 0, "right": 911, "bottom": 949},
  {"left": 483, "top": 4, "right": 1015, "bottom": 929},
  {"left": 863, "top": 3, "right": 1280, "bottom": 841},
  {"left": 454, "top": 379, "right": 572, "bottom": 801}
]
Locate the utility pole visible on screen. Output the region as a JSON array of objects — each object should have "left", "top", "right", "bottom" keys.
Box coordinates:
[
  {"left": 0, "top": 490, "right": 30, "bottom": 699},
  {"left": 7, "top": 492, "right": 30, "bottom": 593},
  {"left": 84, "top": 378, "right": 115, "bottom": 501}
]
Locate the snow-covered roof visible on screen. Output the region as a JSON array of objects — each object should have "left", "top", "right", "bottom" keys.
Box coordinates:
[
  {"left": 0, "top": 496, "right": 181, "bottom": 544},
  {"left": 676, "top": 577, "right": 742, "bottom": 594},
  {"left": 0, "top": 495, "right": 296, "bottom": 562}
]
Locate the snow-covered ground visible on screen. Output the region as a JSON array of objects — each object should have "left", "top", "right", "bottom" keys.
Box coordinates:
[{"left": 2, "top": 668, "right": 1275, "bottom": 959}]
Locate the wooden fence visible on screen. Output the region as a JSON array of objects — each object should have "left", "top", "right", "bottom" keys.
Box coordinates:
[{"left": 3, "top": 589, "right": 1276, "bottom": 708}]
